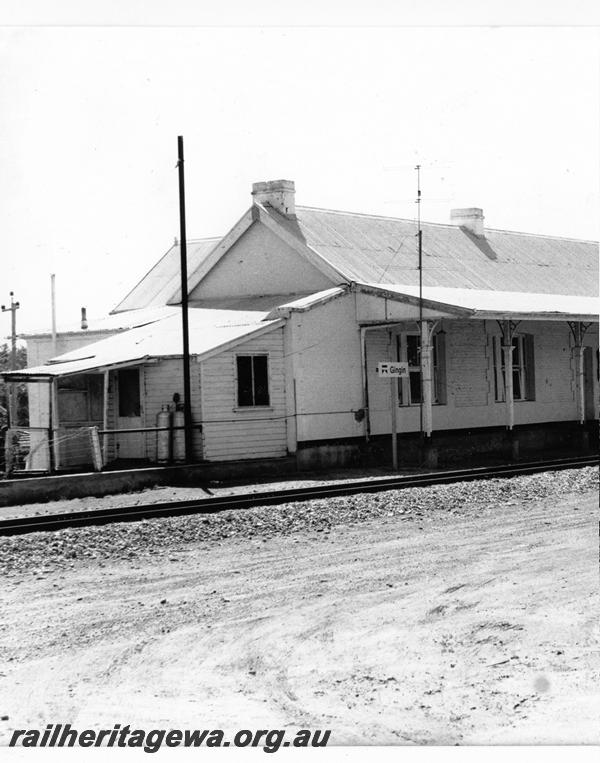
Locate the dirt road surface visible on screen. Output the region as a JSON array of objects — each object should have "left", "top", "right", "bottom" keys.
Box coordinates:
[{"left": 0, "top": 479, "right": 598, "bottom": 745}]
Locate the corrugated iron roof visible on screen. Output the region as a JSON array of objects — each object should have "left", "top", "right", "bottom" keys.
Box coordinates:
[
  {"left": 359, "top": 283, "right": 599, "bottom": 321},
  {"left": 292, "top": 206, "right": 599, "bottom": 296},
  {"left": 5, "top": 307, "right": 281, "bottom": 380},
  {"left": 112, "top": 238, "right": 221, "bottom": 313},
  {"left": 109, "top": 202, "right": 598, "bottom": 322},
  {"left": 23, "top": 305, "right": 180, "bottom": 338}
]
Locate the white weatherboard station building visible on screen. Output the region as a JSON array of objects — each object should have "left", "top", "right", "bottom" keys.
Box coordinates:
[{"left": 6, "top": 180, "right": 599, "bottom": 471}]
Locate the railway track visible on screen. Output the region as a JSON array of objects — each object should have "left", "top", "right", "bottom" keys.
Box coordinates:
[{"left": 0, "top": 454, "right": 597, "bottom": 537}]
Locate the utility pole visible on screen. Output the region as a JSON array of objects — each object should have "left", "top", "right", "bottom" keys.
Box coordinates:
[
  {"left": 1, "top": 291, "right": 20, "bottom": 426},
  {"left": 176, "top": 136, "right": 193, "bottom": 463},
  {"left": 1, "top": 291, "right": 20, "bottom": 370}
]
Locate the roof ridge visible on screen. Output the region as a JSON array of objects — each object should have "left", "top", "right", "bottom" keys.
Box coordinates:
[
  {"left": 295, "top": 205, "right": 598, "bottom": 244},
  {"left": 477, "top": 226, "right": 598, "bottom": 244},
  {"left": 296, "top": 204, "right": 423, "bottom": 225}
]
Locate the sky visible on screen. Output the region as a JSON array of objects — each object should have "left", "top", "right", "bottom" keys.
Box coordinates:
[{"left": 0, "top": 18, "right": 598, "bottom": 337}]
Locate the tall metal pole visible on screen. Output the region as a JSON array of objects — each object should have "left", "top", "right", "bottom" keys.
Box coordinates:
[
  {"left": 50, "top": 274, "right": 57, "bottom": 357},
  {"left": 177, "top": 136, "right": 193, "bottom": 463},
  {"left": 415, "top": 165, "right": 423, "bottom": 436}
]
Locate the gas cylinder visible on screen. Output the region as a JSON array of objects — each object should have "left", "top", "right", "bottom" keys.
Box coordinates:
[
  {"left": 156, "top": 407, "right": 172, "bottom": 464},
  {"left": 172, "top": 409, "right": 186, "bottom": 464}
]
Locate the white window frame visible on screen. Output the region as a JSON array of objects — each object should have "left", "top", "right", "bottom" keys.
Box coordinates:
[
  {"left": 493, "top": 334, "right": 527, "bottom": 402},
  {"left": 396, "top": 332, "right": 442, "bottom": 406},
  {"left": 235, "top": 353, "right": 271, "bottom": 408}
]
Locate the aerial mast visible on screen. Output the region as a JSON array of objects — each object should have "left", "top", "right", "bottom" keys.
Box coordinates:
[
  {"left": 50, "top": 275, "right": 57, "bottom": 356},
  {"left": 415, "top": 165, "right": 423, "bottom": 437}
]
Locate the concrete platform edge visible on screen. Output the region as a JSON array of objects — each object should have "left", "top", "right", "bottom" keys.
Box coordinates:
[{"left": 0, "top": 457, "right": 298, "bottom": 507}]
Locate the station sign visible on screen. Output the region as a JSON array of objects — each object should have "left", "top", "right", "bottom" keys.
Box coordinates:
[{"left": 377, "top": 361, "right": 409, "bottom": 378}]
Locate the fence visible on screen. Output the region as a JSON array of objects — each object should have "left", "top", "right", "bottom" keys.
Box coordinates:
[
  {"left": 2, "top": 426, "right": 103, "bottom": 476},
  {"left": 1, "top": 424, "right": 198, "bottom": 477}
]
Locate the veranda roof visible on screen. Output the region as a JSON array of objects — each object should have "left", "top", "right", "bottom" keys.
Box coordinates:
[{"left": 3, "top": 307, "right": 283, "bottom": 382}]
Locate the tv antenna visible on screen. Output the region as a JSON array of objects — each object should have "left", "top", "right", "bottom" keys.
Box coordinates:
[{"left": 415, "top": 165, "right": 423, "bottom": 436}]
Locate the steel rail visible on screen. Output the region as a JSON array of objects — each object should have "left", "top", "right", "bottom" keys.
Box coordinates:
[{"left": 0, "top": 455, "right": 597, "bottom": 537}]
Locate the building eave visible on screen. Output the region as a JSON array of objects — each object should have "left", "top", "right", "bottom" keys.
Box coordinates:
[{"left": 352, "top": 283, "right": 474, "bottom": 318}]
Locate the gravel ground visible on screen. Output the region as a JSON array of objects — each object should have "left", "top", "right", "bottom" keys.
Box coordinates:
[
  {"left": 0, "top": 467, "right": 596, "bottom": 575},
  {"left": 0, "top": 466, "right": 597, "bottom": 745}
]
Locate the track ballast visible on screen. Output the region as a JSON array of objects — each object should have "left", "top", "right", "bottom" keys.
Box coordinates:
[{"left": 0, "top": 455, "right": 597, "bottom": 537}]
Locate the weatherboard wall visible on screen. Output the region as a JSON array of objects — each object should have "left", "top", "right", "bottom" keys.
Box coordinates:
[
  {"left": 199, "top": 326, "right": 287, "bottom": 461},
  {"left": 140, "top": 359, "right": 203, "bottom": 462},
  {"left": 287, "top": 292, "right": 365, "bottom": 444}
]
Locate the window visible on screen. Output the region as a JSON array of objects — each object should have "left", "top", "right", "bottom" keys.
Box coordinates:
[
  {"left": 493, "top": 334, "right": 535, "bottom": 402},
  {"left": 406, "top": 334, "right": 422, "bottom": 404},
  {"left": 396, "top": 332, "right": 446, "bottom": 406},
  {"left": 58, "top": 374, "right": 103, "bottom": 423},
  {"left": 236, "top": 355, "right": 270, "bottom": 407}
]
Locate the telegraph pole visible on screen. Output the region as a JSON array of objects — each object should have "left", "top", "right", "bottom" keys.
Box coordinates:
[
  {"left": 1, "top": 291, "right": 20, "bottom": 426},
  {"left": 1, "top": 291, "right": 20, "bottom": 370},
  {"left": 176, "top": 136, "right": 193, "bottom": 463}
]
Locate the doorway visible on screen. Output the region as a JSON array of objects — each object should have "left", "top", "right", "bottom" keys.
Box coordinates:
[{"left": 116, "top": 368, "right": 144, "bottom": 459}]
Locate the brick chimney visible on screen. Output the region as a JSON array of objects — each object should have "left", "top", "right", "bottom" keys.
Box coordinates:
[
  {"left": 252, "top": 179, "right": 296, "bottom": 217},
  {"left": 451, "top": 207, "right": 484, "bottom": 237}
]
